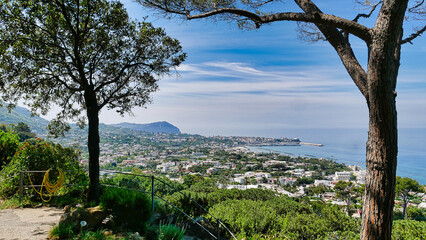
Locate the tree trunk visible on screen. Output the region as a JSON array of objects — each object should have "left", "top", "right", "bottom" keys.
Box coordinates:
[
  {"left": 361, "top": 94, "right": 397, "bottom": 240},
  {"left": 360, "top": 2, "right": 407, "bottom": 239},
  {"left": 85, "top": 89, "right": 101, "bottom": 204},
  {"left": 346, "top": 198, "right": 351, "bottom": 217},
  {"left": 402, "top": 196, "right": 408, "bottom": 220}
]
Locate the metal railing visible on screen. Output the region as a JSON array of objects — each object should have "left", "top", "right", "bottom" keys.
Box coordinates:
[
  {"left": 18, "top": 170, "right": 85, "bottom": 202},
  {"left": 19, "top": 170, "right": 237, "bottom": 240},
  {"left": 100, "top": 170, "right": 237, "bottom": 240}
]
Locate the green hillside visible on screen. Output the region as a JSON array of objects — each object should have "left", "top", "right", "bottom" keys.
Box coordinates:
[
  {"left": 0, "top": 104, "right": 182, "bottom": 137},
  {"left": 0, "top": 104, "right": 49, "bottom": 134}
]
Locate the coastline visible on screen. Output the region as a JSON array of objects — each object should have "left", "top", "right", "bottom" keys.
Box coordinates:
[{"left": 246, "top": 142, "right": 425, "bottom": 185}]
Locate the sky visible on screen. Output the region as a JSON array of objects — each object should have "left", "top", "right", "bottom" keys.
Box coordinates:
[{"left": 62, "top": 1, "right": 426, "bottom": 137}]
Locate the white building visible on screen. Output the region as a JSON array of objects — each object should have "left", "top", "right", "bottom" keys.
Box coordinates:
[
  {"left": 335, "top": 172, "right": 351, "bottom": 182},
  {"left": 314, "top": 180, "right": 333, "bottom": 187},
  {"left": 156, "top": 162, "right": 175, "bottom": 173}
]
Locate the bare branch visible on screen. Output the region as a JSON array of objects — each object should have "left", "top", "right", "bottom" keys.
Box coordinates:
[
  {"left": 409, "top": 0, "right": 425, "bottom": 13},
  {"left": 296, "top": 22, "right": 325, "bottom": 42},
  {"left": 141, "top": 1, "right": 372, "bottom": 42},
  {"left": 353, "top": 1, "right": 382, "bottom": 22},
  {"left": 402, "top": 24, "right": 426, "bottom": 44}
]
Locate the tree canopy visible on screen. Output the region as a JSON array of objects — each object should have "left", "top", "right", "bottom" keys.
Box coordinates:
[
  {"left": 0, "top": 0, "right": 185, "bottom": 128},
  {"left": 395, "top": 176, "right": 422, "bottom": 219},
  {"left": 0, "top": 0, "right": 186, "bottom": 202}
]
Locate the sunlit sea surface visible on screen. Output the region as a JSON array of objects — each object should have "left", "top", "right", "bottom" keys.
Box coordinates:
[{"left": 247, "top": 128, "right": 425, "bottom": 185}]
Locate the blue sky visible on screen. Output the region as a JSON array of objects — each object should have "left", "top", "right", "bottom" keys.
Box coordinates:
[{"left": 93, "top": 0, "right": 426, "bottom": 137}]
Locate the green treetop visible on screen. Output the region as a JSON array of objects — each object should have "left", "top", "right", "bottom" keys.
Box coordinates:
[
  {"left": 0, "top": 0, "right": 186, "bottom": 203},
  {"left": 395, "top": 176, "right": 422, "bottom": 220}
]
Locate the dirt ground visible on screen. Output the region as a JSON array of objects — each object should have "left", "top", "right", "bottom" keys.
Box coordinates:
[{"left": 0, "top": 207, "right": 63, "bottom": 240}]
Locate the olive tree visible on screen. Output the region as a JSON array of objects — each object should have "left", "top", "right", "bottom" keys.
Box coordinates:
[
  {"left": 135, "top": 0, "right": 425, "bottom": 239},
  {"left": 0, "top": 0, "right": 186, "bottom": 202}
]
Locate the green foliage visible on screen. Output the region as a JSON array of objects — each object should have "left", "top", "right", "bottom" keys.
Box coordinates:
[
  {"left": 0, "top": 130, "right": 19, "bottom": 170},
  {"left": 295, "top": 176, "right": 314, "bottom": 186},
  {"left": 407, "top": 206, "right": 426, "bottom": 221},
  {"left": 281, "top": 212, "right": 330, "bottom": 239},
  {"left": 207, "top": 196, "right": 315, "bottom": 238},
  {"left": 392, "top": 220, "right": 426, "bottom": 240},
  {"left": 50, "top": 224, "right": 117, "bottom": 240},
  {"left": 209, "top": 199, "right": 281, "bottom": 236},
  {"left": 0, "top": 138, "right": 86, "bottom": 199},
  {"left": 165, "top": 187, "right": 284, "bottom": 218},
  {"left": 0, "top": 105, "right": 49, "bottom": 134},
  {"left": 102, "top": 173, "right": 186, "bottom": 197},
  {"left": 205, "top": 194, "right": 359, "bottom": 239},
  {"left": 1, "top": 0, "right": 185, "bottom": 202},
  {"left": 158, "top": 223, "right": 186, "bottom": 240},
  {"left": 279, "top": 204, "right": 359, "bottom": 240},
  {"left": 396, "top": 177, "right": 422, "bottom": 197},
  {"left": 78, "top": 230, "right": 110, "bottom": 240},
  {"left": 49, "top": 221, "right": 78, "bottom": 239},
  {"left": 304, "top": 185, "right": 328, "bottom": 196},
  {"left": 183, "top": 174, "right": 205, "bottom": 187},
  {"left": 100, "top": 187, "right": 152, "bottom": 233},
  {"left": 334, "top": 181, "right": 357, "bottom": 215},
  {"left": 0, "top": 196, "right": 24, "bottom": 209},
  {"left": 396, "top": 176, "right": 422, "bottom": 219},
  {"left": 13, "top": 122, "right": 36, "bottom": 141},
  {"left": 0, "top": 0, "right": 186, "bottom": 128}
]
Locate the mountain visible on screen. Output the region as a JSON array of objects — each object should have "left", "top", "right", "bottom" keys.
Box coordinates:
[
  {"left": 0, "top": 104, "right": 49, "bottom": 134},
  {"left": 111, "top": 121, "right": 181, "bottom": 134},
  {"left": 1, "top": 104, "right": 181, "bottom": 135}
]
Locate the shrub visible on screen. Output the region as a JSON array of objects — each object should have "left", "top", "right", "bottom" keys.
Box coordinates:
[
  {"left": 208, "top": 199, "right": 281, "bottom": 237},
  {"left": 158, "top": 223, "right": 186, "bottom": 240},
  {"left": 0, "top": 130, "right": 19, "bottom": 170},
  {"left": 102, "top": 174, "right": 185, "bottom": 196},
  {"left": 0, "top": 138, "right": 86, "bottom": 199},
  {"left": 392, "top": 219, "right": 426, "bottom": 240},
  {"left": 407, "top": 206, "right": 426, "bottom": 221},
  {"left": 49, "top": 221, "right": 77, "bottom": 239},
  {"left": 100, "top": 187, "right": 152, "bottom": 233}
]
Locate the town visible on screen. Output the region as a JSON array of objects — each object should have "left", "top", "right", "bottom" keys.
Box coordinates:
[{"left": 49, "top": 127, "right": 426, "bottom": 218}]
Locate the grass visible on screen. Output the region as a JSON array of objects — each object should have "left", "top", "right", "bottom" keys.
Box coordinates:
[
  {"left": 158, "top": 223, "right": 186, "bottom": 240},
  {"left": 0, "top": 196, "right": 26, "bottom": 209}
]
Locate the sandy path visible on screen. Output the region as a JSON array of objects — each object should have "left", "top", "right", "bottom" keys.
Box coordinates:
[{"left": 0, "top": 207, "right": 63, "bottom": 240}]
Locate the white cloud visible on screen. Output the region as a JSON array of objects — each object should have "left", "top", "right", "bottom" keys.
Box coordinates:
[{"left": 99, "top": 61, "right": 372, "bottom": 135}]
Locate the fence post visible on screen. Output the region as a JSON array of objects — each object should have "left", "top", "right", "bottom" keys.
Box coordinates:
[
  {"left": 217, "top": 219, "right": 220, "bottom": 240},
  {"left": 19, "top": 171, "right": 23, "bottom": 202},
  {"left": 151, "top": 175, "right": 155, "bottom": 216}
]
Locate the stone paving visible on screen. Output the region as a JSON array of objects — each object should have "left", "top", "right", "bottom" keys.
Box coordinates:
[{"left": 0, "top": 207, "right": 63, "bottom": 240}]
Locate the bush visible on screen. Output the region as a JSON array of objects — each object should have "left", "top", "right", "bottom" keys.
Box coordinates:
[
  {"left": 100, "top": 187, "right": 152, "bottom": 233},
  {"left": 49, "top": 221, "right": 77, "bottom": 239},
  {"left": 158, "top": 223, "right": 186, "bottom": 240},
  {"left": 208, "top": 199, "right": 281, "bottom": 237},
  {"left": 102, "top": 173, "right": 185, "bottom": 197},
  {"left": 407, "top": 206, "right": 426, "bottom": 221},
  {"left": 0, "top": 138, "right": 86, "bottom": 199},
  {"left": 392, "top": 219, "right": 426, "bottom": 240},
  {"left": 0, "top": 130, "right": 19, "bottom": 170}
]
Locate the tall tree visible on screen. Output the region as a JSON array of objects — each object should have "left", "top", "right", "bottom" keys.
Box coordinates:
[
  {"left": 395, "top": 176, "right": 422, "bottom": 219},
  {"left": 136, "top": 0, "right": 425, "bottom": 239},
  {"left": 13, "top": 122, "right": 37, "bottom": 141},
  {"left": 334, "top": 180, "right": 356, "bottom": 216},
  {"left": 0, "top": 0, "right": 186, "bottom": 203}
]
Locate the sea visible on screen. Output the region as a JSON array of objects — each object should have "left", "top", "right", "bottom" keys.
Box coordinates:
[{"left": 247, "top": 128, "right": 426, "bottom": 185}]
